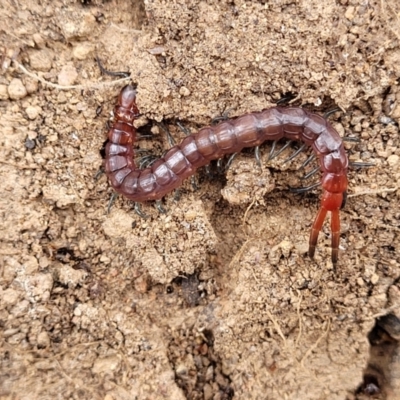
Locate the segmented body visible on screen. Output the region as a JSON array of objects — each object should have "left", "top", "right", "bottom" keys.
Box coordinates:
[{"left": 105, "top": 85, "right": 349, "bottom": 264}]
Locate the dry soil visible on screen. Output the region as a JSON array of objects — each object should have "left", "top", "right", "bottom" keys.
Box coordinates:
[{"left": 1, "top": 1, "right": 400, "bottom": 399}]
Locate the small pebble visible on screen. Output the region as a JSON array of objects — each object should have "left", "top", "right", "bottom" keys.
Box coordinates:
[
  {"left": 29, "top": 49, "right": 53, "bottom": 72},
  {"left": 25, "top": 138, "right": 36, "bottom": 150},
  {"left": 148, "top": 46, "right": 166, "bottom": 55},
  {"left": 179, "top": 86, "right": 191, "bottom": 96},
  {"left": 25, "top": 105, "right": 41, "bottom": 120},
  {"left": 387, "top": 154, "right": 399, "bottom": 167},
  {"left": 203, "top": 383, "right": 213, "bottom": 400},
  {"left": 25, "top": 78, "right": 39, "bottom": 94},
  {"left": 370, "top": 273, "right": 379, "bottom": 285},
  {"left": 59, "top": 13, "right": 96, "bottom": 40},
  {"left": 33, "top": 33, "right": 46, "bottom": 48},
  {"left": 58, "top": 64, "right": 78, "bottom": 86},
  {"left": 92, "top": 355, "right": 120, "bottom": 374},
  {"left": 2, "top": 288, "right": 20, "bottom": 307},
  {"left": 0, "top": 84, "right": 9, "bottom": 100},
  {"left": 345, "top": 6, "right": 355, "bottom": 20},
  {"left": 8, "top": 78, "right": 28, "bottom": 100},
  {"left": 73, "top": 42, "right": 94, "bottom": 60},
  {"left": 37, "top": 331, "right": 50, "bottom": 348}
]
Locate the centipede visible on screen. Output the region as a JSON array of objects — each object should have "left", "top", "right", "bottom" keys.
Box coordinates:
[{"left": 104, "top": 85, "right": 349, "bottom": 265}]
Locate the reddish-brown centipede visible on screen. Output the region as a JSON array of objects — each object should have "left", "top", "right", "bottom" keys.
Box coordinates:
[{"left": 105, "top": 85, "right": 348, "bottom": 264}]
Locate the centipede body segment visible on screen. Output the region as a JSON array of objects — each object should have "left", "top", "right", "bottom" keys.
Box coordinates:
[{"left": 104, "top": 85, "right": 349, "bottom": 264}]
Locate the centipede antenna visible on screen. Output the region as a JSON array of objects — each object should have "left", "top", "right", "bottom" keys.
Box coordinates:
[
  {"left": 289, "top": 182, "right": 320, "bottom": 194},
  {"left": 323, "top": 107, "right": 341, "bottom": 119},
  {"left": 95, "top": 56, "right": 130, "bottom": 78},
  {"left": 225, "top": 153, "right": 237, "bottom": 170},
  {"left": 269, "top": 140, "right": 293, "bottom": 161},
  {"left": 107, "top": 193, "right": 118, "bottom": 214},
  {"left": 349, "top": 161, "right": 375, "bottom": 168},
  {"left": 282, "top": 143, "right": 306, "bottom": 164},
  {"left": 267, "top": 141, "right": 278, "bottom": 161},
  {"left": 298, "top": 153, "right": 316, "bottom": 170},
  {"left": 254, "top": 146, "right": 262, "bottom": 168},
  {"left": 155, "top": 200, "right": 167, "bottom": 214},
  {"left": 134, "top": 202, "right": 148, "bottom": 219},
  {"left": 177, "top": 122, "right": 191, "bottom": 136},
  {"left": 158, "top": 122, "right": 176, "bottom": 147},
  {"left": 301, "top": 166, "right": 320, "bottom": 180},
  {"left": 343, "top": 136, "right": 361, "bottom": 143}
]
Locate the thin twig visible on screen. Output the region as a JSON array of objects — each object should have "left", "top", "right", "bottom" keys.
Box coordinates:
[
  {"left": 300, "top": 319, "right": 331, "bottom": 367},
  {"left": 347, "top": 187, "right": 398, "bottom": 198}
]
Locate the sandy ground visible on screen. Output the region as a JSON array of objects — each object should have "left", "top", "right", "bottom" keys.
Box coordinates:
[{"left": 1, "top": 0, "right": 400, "bottom": 399}]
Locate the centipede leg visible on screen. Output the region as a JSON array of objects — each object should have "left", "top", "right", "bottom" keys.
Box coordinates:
[
  {"left": 107, "top": 193, "right": 118, "bottom": 214},
  {"left": 267, "top": 141, "right": 278, "bottom": 161},
  {"left": 323, "top": 107, "right": 341, "bottom": 119},
  {"left": 190, "top": 176, "right": 199, "bottom": 190},
  {"left": 217, "top": 158, "right": 224, "bottom": 172},
  {"left": 309, "top": 207, "right": 327, "bottom": 259},
  {"left": 276, "top": 93, "right": 296, "bottom": 105},
  {"left": 225, "top": 153, "right": 237, "bottom": 170},
  {"left": 177, "top": 122, "right": 191, "bottom": 136},
  {"left": 174, "top": 189, "right": 181, "bottom": 201},
  {"left": 137, "top": 134, "right": 153, "bottom": 139},
  {"left": 205, "top": 165, "right": 212, "bottom": 177},
  {"left": 94, "top": 167, "right": 105, "bottom": 181},
  {"left": 349, "top": 161, "right": 375, "bottom": 168},
  {"left": 341, "top": 191, "right": 347, "bottom": 209},
  {"left": 211, "top": 108, "right": 234, "bottom": 125},
  {"left": 135, "top": 148, "right": 152, "bottom": 155},
  {"left": 299, "top": 153, "right": 316, "bottom": 170},
  {"left": 159, "top": 122, "right": 176, "bottom": 147},
  {"left": 343, "top": 136, "right": 360, "bottom": 143},
  {"left": 254, "top": 146, "right": 262, "bottom": 168},
  {"left": 269, "top": 140, "right": 293, "bottom": 161},
  {"left": 330, "top": 209, "right": 340, "bottom": 265},
  {"left": 301, "top": 165, "right": 320, "bottom": 180},
  {"left": 139, "top": 155, "right": 158, "bottom": 169},
  {"left": 155, "top": 200, "right": 167, "bottom": 214},
  {"left": 283, "top": 143, "right": 306, "bottom": 164},
  {"left": 134, "top": 202, "right": 148, "bottom": 219},
  {"left": 289, "top": 181, "right": 320, "bottom": 194}
]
